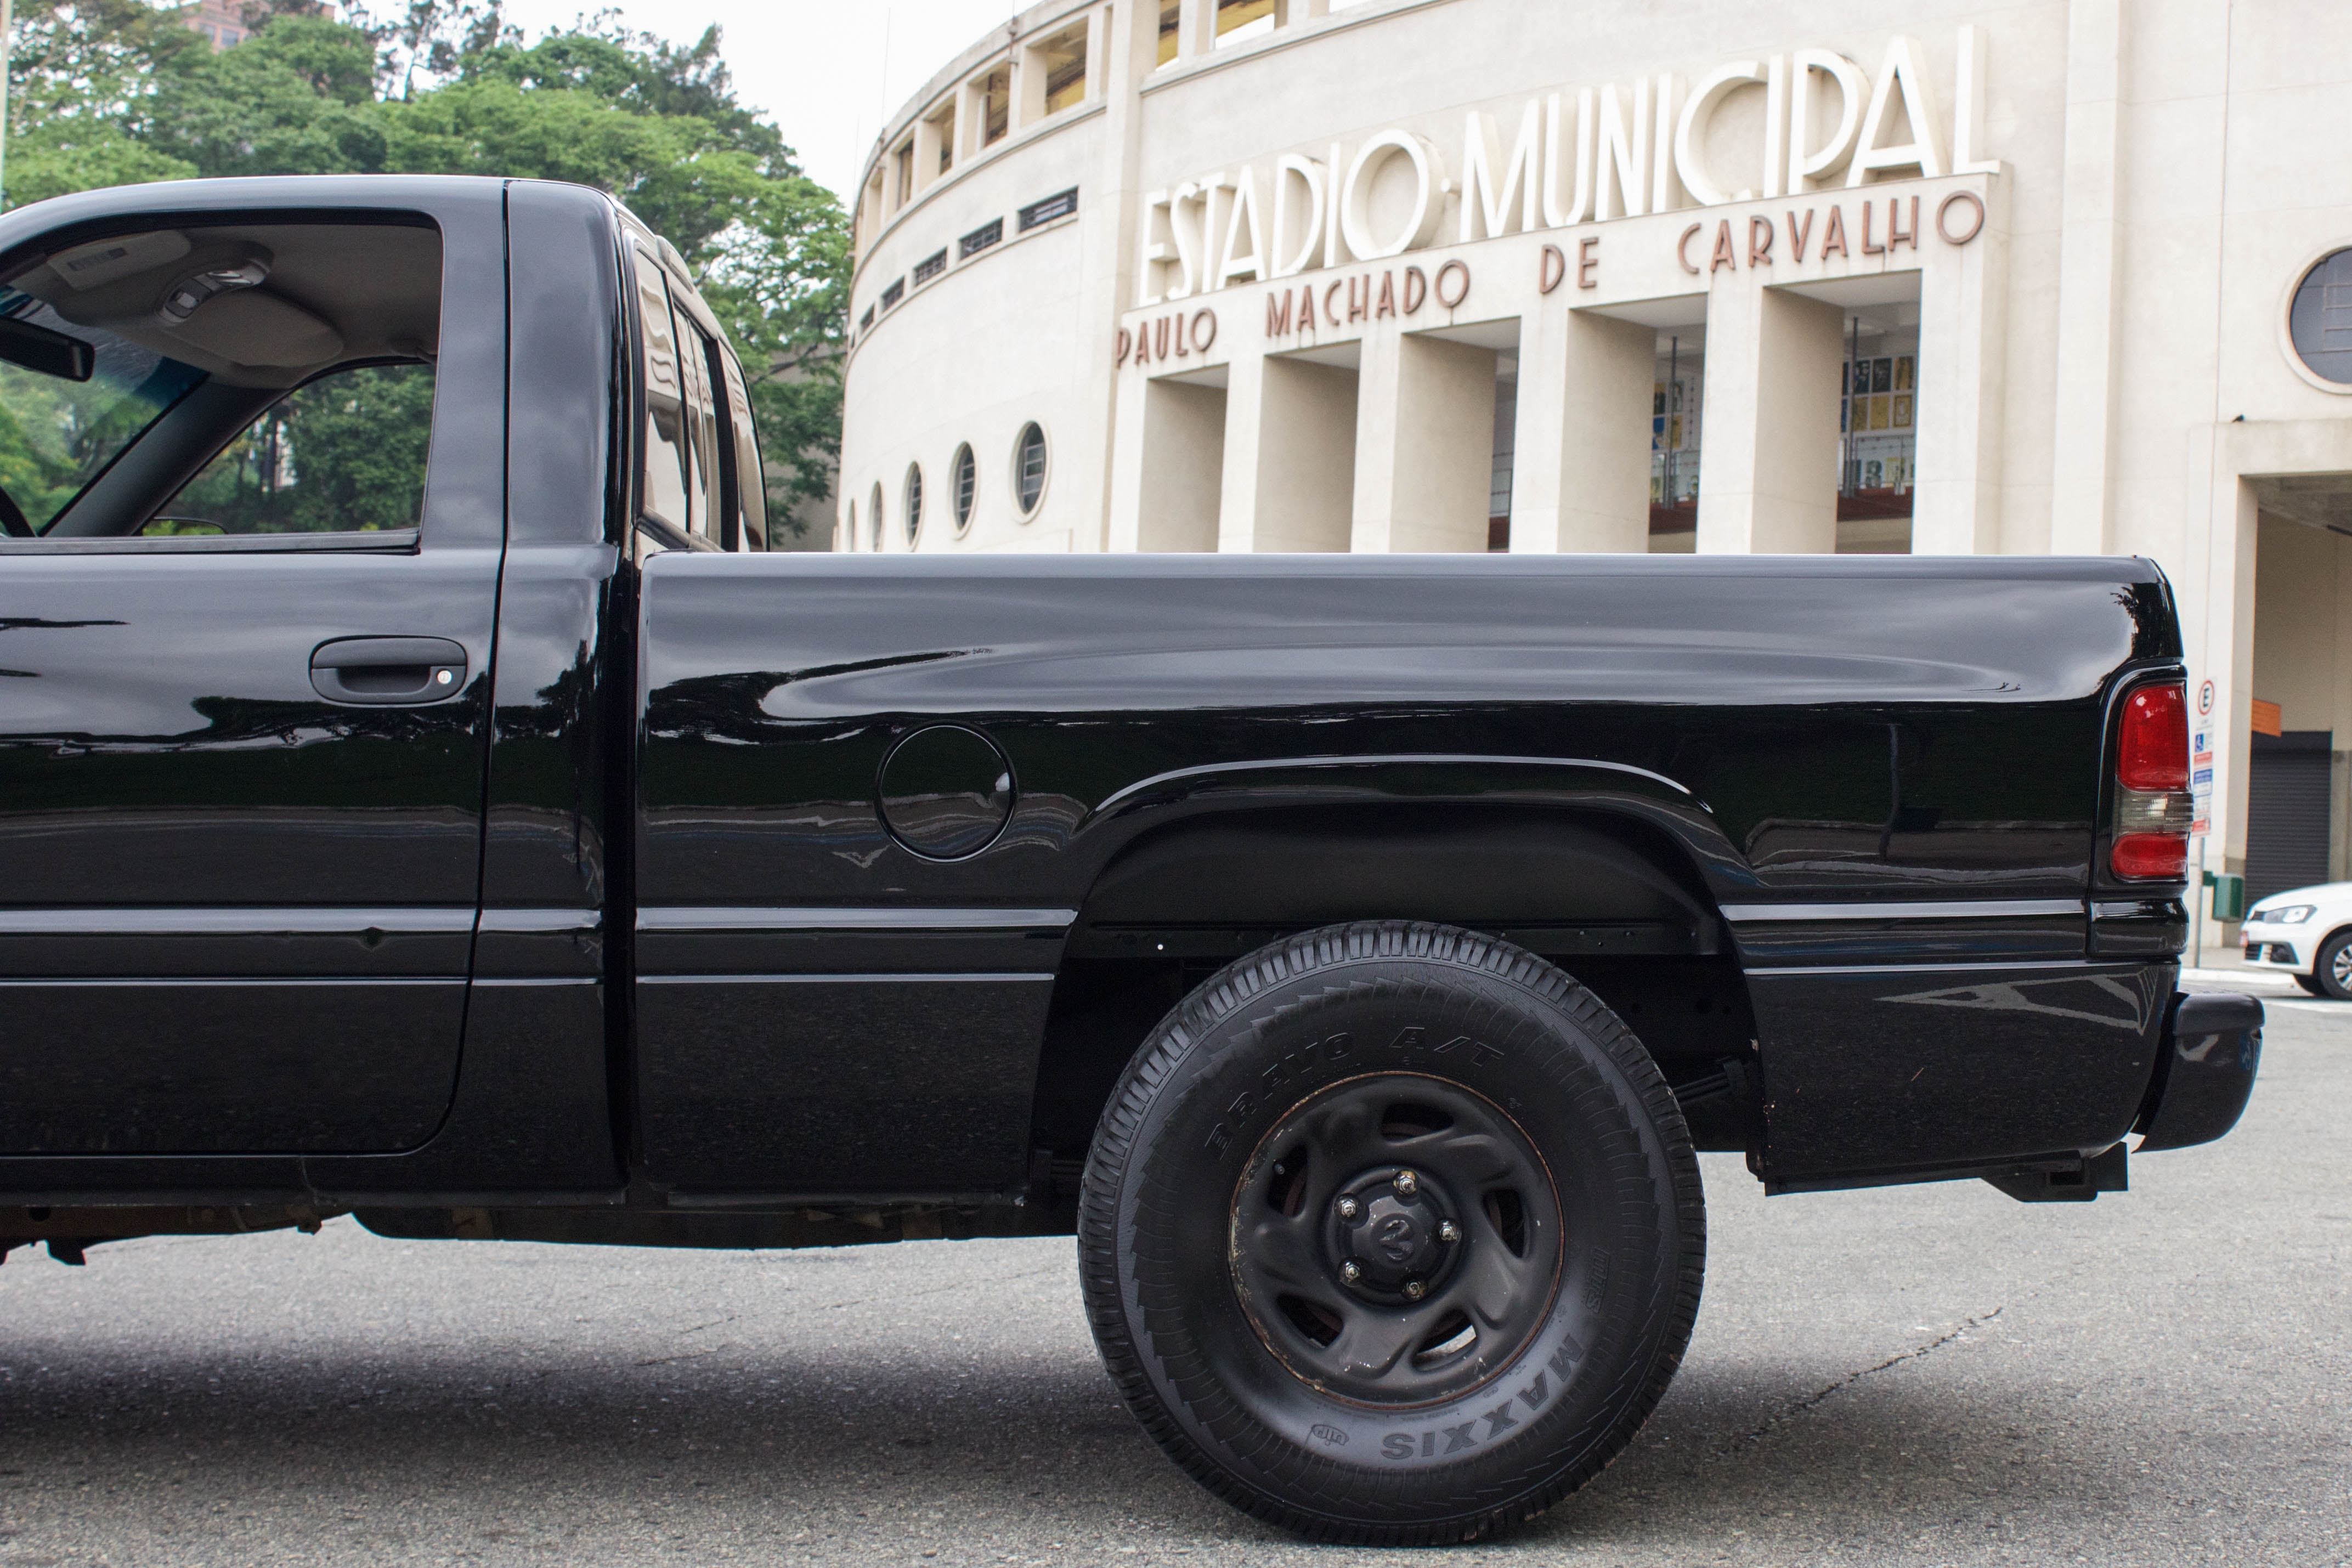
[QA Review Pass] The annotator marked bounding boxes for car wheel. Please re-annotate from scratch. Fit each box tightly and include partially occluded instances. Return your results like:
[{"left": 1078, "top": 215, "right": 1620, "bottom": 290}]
[
  {"left": 2294, "top": 973, "right": 2326, "bottom": 997},
  {"left": 2312, "top": 931, "right": 2352, "bottom": 1000},
  {"left": 1077, "top": 921, "right": 1705, "bottom": 1544}
]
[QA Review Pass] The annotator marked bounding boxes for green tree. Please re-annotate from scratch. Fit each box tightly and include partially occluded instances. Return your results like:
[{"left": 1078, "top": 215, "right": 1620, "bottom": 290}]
[
  {"left": 1, "top": 0, "right": 847, "bottom": 538},
  {"left": 142, "top": 14, "right": 386, "bottom": 177},
  {"left": 168, "top": 363, "right": 436, "bottom": 533},
  {"left": 2, "top": 1, "right": 201, "bottom": 204},
  {"left": 385, "top": 14, "right": 847, "bottom": 524}
]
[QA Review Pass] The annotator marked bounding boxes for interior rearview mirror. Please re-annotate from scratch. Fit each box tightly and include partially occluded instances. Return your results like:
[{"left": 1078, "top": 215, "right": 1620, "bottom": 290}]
[{"left": 0, "top": 314, "right": 96, "bottom": 382}]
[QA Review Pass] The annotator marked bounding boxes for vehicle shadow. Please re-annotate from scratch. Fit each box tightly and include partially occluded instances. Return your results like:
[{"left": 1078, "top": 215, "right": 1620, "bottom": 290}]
[{"left": 0, "top": 1323, "right": 2141, "bottom": 1558}]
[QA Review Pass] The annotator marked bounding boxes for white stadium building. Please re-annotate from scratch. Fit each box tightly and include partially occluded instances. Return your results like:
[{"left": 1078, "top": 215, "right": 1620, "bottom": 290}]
[{"left": 837, "top": 0, "right": 2352, "bottom": 950}]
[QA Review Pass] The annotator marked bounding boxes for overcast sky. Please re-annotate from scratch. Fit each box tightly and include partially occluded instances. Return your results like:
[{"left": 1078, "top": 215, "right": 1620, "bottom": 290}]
[{"left": 489, "top": 1, "right": 1029, "bottom": 202}]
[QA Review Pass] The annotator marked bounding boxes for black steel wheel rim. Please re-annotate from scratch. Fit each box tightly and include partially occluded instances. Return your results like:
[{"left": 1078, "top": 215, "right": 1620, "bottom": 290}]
[{"left": 1228, "top": 1072, "right": 1564, "bottom": 1407}]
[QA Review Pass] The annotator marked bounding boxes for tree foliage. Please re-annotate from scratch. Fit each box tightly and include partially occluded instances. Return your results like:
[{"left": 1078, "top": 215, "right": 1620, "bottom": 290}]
[
  {"left": 170, "top": 363, "right": 437, "bottom": 534},
  {"left": 1, "top": 0, "right": 844, "bottom": 535}
]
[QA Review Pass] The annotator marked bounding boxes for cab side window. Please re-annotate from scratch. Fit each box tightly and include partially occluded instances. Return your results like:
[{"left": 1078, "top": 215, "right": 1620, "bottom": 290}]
[
  {"left": 632, "top": 247, "right": 696, "bottom": 537},
  {"left": 149, "top": 361, "right": 434, "bottom": 536},
  {"left": 676, "top": 303, "right": 723, "bottom": 541},
  {"left": 710, "top": 337, "right": 767, "bottom": 551},
  {"left": 630, "top": 242, "right": 764, "bottom": 551},
  {"left": 0, "top": 217, "right": 445, "bottom": 544}
]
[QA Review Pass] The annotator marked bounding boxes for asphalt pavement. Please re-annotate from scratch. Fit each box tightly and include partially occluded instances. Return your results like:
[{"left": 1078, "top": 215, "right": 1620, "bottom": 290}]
[{"left": 1, "top": 993, "right": 2345, "bottom": 1566}]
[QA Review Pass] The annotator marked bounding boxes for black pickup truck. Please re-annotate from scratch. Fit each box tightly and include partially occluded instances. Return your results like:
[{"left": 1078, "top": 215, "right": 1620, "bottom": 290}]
[{"left": 0, "top": 176, "right": 2262, "bottom": 1544}]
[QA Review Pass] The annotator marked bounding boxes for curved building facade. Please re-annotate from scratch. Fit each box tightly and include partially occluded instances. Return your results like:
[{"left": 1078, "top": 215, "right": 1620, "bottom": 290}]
[{"left": 840, "top": 0, "right": 2352, "bottom": 946}]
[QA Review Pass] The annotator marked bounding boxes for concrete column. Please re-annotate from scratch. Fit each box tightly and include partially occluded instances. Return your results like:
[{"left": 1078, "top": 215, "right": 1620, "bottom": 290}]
[
  {"left": 1349, "top": 328, "right": 1403, "bottom": 550},
  {"left": 1215, "top": 350, "right": 1266, "bottom": 549},
  {"left": 1015, "top": 39, "right": 1049, "bottom": 128},
  {"left": 1512, "top": 307, "right": 1654, "bottom": 552},
  {"left": 959, "top": 80, "right": 989, "bottom": 160},
  {"left": 1079, "top": 0, "right": 1166, "bottom": 550},
  {"left": 2332, "top": 536, "right": 2352, "bottom": 885},
  {"left": 2048, "top": 0, "right": 2125, "bottom": 553},
  {"left": 1134, "top": 380, "right": 1226, "bottom": 551},
  {"left": 1354, "top": 333, "right": 1496, "bottom": 553},
  {"left": 1105, "top": 361, "right": 1153, "bottom": 551},
  {"left": 1912, "top": 185, "right": 2008, "bottom": 554},
  {"left": 1083, "top": 4, "right": 1110, "bottom": 103},
  {"left": 1506, "top": 312, "right": 1568, "bottom": 553},
  {"left": 1695, "top": 284, "right": 1843, "bottom": 554},
  {"left": 912, "top": 115, "right": 946, "bottom": 193},
  {"left": 1232, "top": 353, "right": 1358, "bottom": 551},
  {"left": 2215, "top": 477, "right": 2259, "bottom": 890},
  {"left": 1177, "top": 0, "right": 1217, "bottom": 58},
  {"left": 2178, "top": 418, "right": 2352, "bottom": 946}
]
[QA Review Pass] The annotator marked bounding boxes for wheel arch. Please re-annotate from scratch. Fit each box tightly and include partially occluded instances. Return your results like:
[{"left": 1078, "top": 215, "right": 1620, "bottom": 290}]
[
  {"left": 1028, "top": 799, "right": 1762, "bottom": 1190},
  {"left": 2307, "top": 922, "right": 2352, "bottom": 981}
]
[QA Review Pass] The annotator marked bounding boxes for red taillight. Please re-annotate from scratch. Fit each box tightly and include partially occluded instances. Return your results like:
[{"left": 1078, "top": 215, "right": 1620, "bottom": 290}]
[
  {"left": 2117, "top": 683, "right": 2189, "bottom": 791},
  {"left": 2111, "top": 831, "right": 2188, "bottom": 879},
  {"left": 2111, "top": 680, "right": 2191, "bottom": 880}
]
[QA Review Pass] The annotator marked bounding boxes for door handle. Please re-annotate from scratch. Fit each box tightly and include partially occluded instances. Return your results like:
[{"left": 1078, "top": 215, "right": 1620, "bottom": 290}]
[{"left": 310, "top": 636, "right": 468, "bottom": 706}]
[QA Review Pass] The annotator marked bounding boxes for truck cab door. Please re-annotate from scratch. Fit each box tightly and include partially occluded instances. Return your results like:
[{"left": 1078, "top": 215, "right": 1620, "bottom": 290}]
[{"left": 0, "top": 185, "right": 507, "bottom": 1154}]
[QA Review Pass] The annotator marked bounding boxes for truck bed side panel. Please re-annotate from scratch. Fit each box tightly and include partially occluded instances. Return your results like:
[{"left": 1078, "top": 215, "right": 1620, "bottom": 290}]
[{"left": 634, "top": 553, "right": 2180, "bottom": 1196}]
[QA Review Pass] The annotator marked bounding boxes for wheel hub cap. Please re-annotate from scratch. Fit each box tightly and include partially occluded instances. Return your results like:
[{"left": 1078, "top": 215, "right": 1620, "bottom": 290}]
[
  {"left": 1330, "top": 1168, "right": 1456, "bottom": 1299},
  {"left": 1228, "top": 1072, "right": 1566, "bottom": 1406}
]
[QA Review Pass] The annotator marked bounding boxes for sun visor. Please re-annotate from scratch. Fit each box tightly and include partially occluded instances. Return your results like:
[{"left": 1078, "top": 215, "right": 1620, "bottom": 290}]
[
  {"left": 167, "top": 287, "right": 344, "bottom": 370},
  {"left": 45, "top": 230, "right": 194, "bottom": 292}
]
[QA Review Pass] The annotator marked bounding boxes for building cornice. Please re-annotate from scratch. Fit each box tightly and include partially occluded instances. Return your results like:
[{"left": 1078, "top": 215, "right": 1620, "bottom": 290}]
[
  {"left": 1135, "top": 0, "right": 1462, "bottom": 99},
  {"left": 857, "top": 0, "right": 1104, "bottom": 197},
  {"left": 850, "top": 99, "right": 1107, "bottom": 301}
]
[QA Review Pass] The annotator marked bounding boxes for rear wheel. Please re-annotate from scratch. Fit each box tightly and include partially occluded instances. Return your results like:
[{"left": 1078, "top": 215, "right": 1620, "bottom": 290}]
[{"left": 1078, "top": 921, "right": 1704, "bottom": 1544}]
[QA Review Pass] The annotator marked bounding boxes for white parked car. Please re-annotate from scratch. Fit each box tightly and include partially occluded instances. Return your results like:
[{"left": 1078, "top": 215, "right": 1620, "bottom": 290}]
[{"left": 2242, "top": 882, "right": 2352, "bottom": 997}]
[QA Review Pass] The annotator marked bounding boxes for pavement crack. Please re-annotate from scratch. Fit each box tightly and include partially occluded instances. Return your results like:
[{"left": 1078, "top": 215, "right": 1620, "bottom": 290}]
[
  {"left": 821, "top": 1261, "right": 1065, "bottom": 1312},
  {"left": 1720, "top": 1305, "right": 2003, "bottom": 1454}
]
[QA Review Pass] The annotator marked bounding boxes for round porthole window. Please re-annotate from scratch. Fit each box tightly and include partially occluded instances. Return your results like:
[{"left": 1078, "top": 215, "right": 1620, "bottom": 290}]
[
  {"left": 2287, "top": 248, "right": 2352, "bottom": 389},
  {"left": 1013, "top": 422, "right": 1048, "bottom": 517},
  {"left": 868, "top": 482, "right": 884, "bottom": 551},
  {"left": 904, "top": 462, "right": 924, "bottom": 545},
  {"left": 951, "top": 443, "right": 977, "bottom": 535}
]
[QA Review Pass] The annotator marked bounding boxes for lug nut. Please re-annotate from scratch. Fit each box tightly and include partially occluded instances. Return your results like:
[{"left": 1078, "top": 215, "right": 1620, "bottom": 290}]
[
  {"left": 1438, "top": 1219, "right": 1461, "bottom": 1243},
  {"left": 1393, "top": 1170, "right": 1418, "bottom": 1197},
  {"left": 1401, "top": 1278, "right": 1426, "bottom": 1301},
  {"left": 1336, "top": 1195, "right": 1359, "bottom": 1221},
  {"left": 1339, "top": 1260, "right": 1362, "bottom": 1284}
]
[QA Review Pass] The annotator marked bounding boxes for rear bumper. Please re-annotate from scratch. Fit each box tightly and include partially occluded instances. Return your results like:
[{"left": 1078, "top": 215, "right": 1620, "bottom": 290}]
[{"left": 2135, "top": 991, "right": 2264, "bottom": 1152}]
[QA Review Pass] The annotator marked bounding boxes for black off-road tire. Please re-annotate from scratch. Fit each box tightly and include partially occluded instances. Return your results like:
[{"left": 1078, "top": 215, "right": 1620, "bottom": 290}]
[{"left": 1077, "top": 921, "right": 1705, "bottom": 1544}]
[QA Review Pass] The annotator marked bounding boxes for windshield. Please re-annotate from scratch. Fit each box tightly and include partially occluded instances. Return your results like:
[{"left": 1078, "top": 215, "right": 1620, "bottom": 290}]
[{"left": 0, "top": 288, "right": 206, "bottom": 534}]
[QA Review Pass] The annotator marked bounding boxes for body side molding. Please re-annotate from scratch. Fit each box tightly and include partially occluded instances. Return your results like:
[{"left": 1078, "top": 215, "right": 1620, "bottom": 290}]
[
  {"left": 1722, "top": 899, "right": 2085, "bottom": 922},
  {"left": 635, "top": 907, "right": 1077, "bottom": 932}
]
